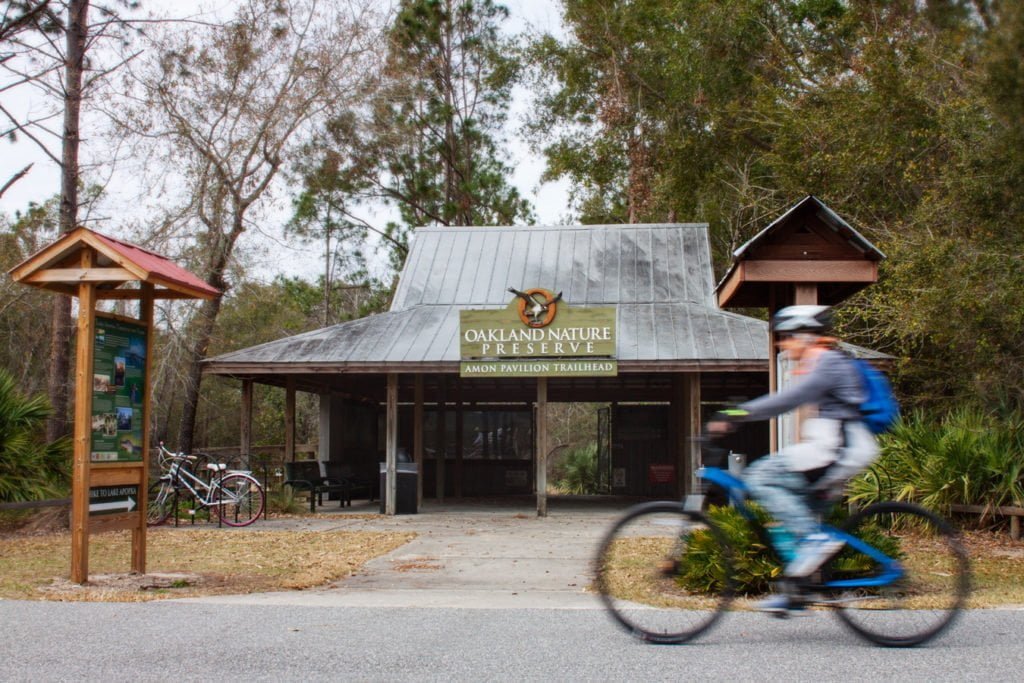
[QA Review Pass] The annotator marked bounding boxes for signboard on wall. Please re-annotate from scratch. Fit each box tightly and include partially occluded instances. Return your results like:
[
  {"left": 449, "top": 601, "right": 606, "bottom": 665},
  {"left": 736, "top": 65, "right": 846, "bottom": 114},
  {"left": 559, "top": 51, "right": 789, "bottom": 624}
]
[
  {"left": 90, "top": 314, "right": 146, "bottom": 462},
  {"left": 460, "top": 288, "right": 617, "bottom": 377}
]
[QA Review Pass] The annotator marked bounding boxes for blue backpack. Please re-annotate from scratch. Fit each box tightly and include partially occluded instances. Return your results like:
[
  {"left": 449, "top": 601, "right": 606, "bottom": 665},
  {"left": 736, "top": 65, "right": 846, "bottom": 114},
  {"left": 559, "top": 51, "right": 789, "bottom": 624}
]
[{"left": 852, "top": 358, "right": 900, "bottom": 434}]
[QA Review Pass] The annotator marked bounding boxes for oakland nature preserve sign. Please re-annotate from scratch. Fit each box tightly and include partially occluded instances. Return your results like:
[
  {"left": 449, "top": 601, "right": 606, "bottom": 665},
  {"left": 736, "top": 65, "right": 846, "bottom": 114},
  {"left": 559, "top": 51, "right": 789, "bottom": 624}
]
[{"left": 459, "top": 288, "right": 617, "bottom": 377}]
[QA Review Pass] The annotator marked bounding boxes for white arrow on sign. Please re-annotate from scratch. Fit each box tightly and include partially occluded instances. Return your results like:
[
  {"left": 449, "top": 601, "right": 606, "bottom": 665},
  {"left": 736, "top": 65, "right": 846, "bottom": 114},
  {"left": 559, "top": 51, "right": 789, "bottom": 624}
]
[{"left": 89, "top": 497, "right": 137, "bottom": 514}]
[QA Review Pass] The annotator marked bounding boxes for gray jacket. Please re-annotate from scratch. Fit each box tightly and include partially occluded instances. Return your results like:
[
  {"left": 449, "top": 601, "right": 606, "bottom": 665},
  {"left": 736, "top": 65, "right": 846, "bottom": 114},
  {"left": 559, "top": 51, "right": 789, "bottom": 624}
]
[{"left": 735, "top": 349, "right": 865, "bottom": 422}]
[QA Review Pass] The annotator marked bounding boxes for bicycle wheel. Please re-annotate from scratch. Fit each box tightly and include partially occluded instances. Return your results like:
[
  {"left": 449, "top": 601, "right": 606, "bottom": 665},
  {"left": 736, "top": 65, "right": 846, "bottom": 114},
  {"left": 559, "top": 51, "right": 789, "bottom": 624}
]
[
  {"left": 213, "top": 474, "right": 265, "bottom": 527},
  {"left": 147, "top": 479, "right": 175, "bottom": 526},
  {"left": 595, "top": 501, "right": 733, "bottom": 644},
  {"left": 829, "top": 501, "right": 970, "bottom": 647}
]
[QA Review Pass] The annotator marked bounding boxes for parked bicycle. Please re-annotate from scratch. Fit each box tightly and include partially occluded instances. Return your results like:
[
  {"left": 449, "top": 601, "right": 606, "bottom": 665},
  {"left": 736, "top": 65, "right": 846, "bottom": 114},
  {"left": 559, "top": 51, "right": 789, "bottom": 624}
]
[
  {"left": 148, "top": 443, "right": 266, "bottom": 527},
  {"left": 595, "top": 441, "right": 970, "bottom": 647}
]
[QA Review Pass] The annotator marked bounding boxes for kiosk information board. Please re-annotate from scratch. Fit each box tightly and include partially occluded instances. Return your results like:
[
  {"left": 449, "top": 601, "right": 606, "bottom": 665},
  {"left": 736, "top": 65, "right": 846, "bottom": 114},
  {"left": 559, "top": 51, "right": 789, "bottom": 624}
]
[{"left": 90, "top": 314, "right": 147, "bottom": 462}]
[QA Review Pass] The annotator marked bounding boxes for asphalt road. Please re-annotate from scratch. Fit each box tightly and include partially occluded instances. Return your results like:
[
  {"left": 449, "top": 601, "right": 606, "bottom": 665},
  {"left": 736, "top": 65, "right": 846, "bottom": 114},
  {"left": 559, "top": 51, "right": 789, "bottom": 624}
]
[{"left": 1, "top": 600, "right": 1022, "bottom": 681}]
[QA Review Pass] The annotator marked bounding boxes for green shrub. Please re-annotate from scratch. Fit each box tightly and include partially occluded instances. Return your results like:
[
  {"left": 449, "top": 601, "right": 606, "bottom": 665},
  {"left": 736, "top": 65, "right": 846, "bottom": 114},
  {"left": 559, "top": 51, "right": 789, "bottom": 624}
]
[
  {"left": 550, "top": 442, "right": 599, "bottom": 494},
  {"left": 0, "top": 369, "right": 70, "bottom": 502},
  {"left": 848, "top": 406, "right": 1024, "bottom": 512},
  {"left": 676, "top": 504, "right": 902, "bottom": 596}
]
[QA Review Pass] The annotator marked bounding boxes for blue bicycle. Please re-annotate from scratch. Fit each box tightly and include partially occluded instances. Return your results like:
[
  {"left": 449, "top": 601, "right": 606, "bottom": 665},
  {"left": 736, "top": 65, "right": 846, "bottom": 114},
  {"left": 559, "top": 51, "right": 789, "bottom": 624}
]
[{"left": 595, "top": 454, "right": 970, "bottom": 647}]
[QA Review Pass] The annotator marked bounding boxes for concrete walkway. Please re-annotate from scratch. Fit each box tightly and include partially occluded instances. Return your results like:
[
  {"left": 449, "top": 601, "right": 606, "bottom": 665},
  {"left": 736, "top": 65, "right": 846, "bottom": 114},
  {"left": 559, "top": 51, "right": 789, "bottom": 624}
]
[{"left": 188, "top": 497, "right": 631, "bottom": 609}]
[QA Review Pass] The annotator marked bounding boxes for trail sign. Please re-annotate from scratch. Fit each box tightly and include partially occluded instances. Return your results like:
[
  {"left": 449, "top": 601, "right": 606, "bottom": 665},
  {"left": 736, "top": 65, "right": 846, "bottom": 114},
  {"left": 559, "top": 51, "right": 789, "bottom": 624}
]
[{"left": 89, "top": 485, "right": 140, "bottom": 516}]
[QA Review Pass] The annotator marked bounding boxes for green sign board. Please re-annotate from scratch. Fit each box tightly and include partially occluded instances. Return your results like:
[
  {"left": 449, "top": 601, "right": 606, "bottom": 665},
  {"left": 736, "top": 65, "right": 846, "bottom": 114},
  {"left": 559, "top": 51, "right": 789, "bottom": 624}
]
[
  {"left": 89, "top": 484, "right": 140, "bottom": 516},
  {"left": 460, "top": 359, "right": 618, "bottom": 378},
  {"left": 90, "top": 314, "right": 146, "bottom": 463},
  {"left": 459, "top": 294, "right": 617, "bottom": 377}
]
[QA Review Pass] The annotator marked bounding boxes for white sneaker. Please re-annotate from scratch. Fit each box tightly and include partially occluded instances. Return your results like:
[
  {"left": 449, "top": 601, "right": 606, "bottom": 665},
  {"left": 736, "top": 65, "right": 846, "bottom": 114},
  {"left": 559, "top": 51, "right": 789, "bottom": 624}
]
[{"left": 784, "top": 533, "right": 845, "bottom": 577}]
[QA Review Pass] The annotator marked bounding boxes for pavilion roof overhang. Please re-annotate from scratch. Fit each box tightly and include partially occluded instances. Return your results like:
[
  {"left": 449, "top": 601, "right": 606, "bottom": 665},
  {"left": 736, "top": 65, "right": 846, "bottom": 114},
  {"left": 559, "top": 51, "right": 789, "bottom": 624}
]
[
  {"left": 8, "top": 226, "right": 220, "bottom": 300},
  {"left": 716, "top": 196, "right": 885, "bottom": 309}
]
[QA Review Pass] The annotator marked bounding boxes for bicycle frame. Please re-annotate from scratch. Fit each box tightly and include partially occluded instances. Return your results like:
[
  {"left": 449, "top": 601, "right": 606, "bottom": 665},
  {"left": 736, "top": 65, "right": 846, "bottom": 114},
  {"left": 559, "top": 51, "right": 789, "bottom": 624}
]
[
  {"left": 155, "top": 447, "right": 258, "bottom": 518},
  {"left": 697, "top": 466, "right": 904, "bottom": 592}
]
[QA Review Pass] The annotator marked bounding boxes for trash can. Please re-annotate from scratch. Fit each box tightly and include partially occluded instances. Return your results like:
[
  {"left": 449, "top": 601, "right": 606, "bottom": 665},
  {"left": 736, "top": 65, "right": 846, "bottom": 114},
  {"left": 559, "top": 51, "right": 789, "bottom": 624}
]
[{"left": 379, "top": 462, "right": 418, "bottom": 514}]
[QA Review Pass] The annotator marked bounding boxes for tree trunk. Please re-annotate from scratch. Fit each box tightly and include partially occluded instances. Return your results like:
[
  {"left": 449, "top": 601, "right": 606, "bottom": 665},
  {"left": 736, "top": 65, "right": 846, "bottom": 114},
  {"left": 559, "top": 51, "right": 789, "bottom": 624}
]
[
  {"left": 176, "top": 293, "right": 223, "bottom": 454},
  {"left": 46, "top": 0, "right": 89, "bottom": 442}
]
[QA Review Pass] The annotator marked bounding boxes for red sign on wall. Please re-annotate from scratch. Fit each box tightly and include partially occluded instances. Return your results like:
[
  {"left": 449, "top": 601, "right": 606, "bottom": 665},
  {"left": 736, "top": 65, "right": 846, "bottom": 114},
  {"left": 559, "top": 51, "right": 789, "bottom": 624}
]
[{"left": 648, "top": 464, "right": 676, "bottom": 484}]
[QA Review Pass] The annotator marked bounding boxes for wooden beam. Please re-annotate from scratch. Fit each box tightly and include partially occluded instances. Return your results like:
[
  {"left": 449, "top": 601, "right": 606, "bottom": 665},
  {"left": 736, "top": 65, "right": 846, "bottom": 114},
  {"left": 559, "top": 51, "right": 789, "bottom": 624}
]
[
  {"left": 455, "top": 378, "right": 464, "bottom": 499},
  {"left": 240, "top": 380, "right": 253, "bottom": 467},
  {"left": 742, "top": 260, "right": 877, "bottom": 283},
  {"left": 686, "top": 373, "right": 701, "bottom": 494},
  {"left": 414, "top": 374, "right": 424, "bottom": 509},
  {"left": 134, "top": 282, "right": 154, "bottom": 575},
  {"left": 385, "top": 373, "right": 398, "bottom": 515},
  {"left": 536, "top": 377, "right": 548, "bottom": 517},
  {"left": 284, "top": 377, "right": 296, "bottom": 463},
  {"left": 435, "top": 377, "right": 446, "bottom": 503},
  {"left": 794, "top": 283, "right": 818, "bottom": 305},
  {"left": 25, "top": 267, "right": 137, "bottom": 283},
  {"left": 71, "top": 250, "right": 96, "bottom": 584}
]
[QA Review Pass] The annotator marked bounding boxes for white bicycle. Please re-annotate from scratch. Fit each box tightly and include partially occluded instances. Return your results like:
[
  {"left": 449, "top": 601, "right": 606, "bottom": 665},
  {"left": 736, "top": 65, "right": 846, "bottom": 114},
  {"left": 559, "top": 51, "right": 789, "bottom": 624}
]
[{"left": 147, "top": 443, "right": 265, "bottom": 527}]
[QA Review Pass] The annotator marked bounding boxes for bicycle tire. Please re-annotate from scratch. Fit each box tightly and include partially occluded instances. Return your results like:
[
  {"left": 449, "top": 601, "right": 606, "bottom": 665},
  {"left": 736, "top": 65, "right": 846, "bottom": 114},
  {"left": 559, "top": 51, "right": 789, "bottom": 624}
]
[
  {"left": 213, "top": 474, "right": 265, "bottom": 527},
  {"left": 146, "top": 479, "right": 175, "bottom": 526},
  {"left": 829, "top": 501, "right": 970, "bottom": 647},
  {"left": 595, "top": 501, "right": 733, "bottom": 644}
]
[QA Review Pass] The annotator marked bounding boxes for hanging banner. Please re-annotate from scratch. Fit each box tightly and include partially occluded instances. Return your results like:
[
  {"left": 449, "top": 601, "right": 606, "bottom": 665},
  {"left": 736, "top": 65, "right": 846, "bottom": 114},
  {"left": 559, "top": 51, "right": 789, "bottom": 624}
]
[{"left": 90, "top": 314, "right": 146, "bottom": 462}]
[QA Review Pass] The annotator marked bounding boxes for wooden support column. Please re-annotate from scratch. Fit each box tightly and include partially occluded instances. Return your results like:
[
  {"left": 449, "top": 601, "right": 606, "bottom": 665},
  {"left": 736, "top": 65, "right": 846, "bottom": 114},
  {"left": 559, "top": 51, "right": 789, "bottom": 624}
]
[
  {"left": 133, "top": 283, "right": 155, "bottom": 575},
  {"left": 435, "top": 377, "right": 446, "bottom": 503},
  {"left": 455, "top": 379, "right": 464, "bottom": 499},
  {"left": 685, "top": 373, "right": 701, "bottom": 494},
  {"left": 769, "top": 287, "right": 779, "bottom": 452},
  {"left": 794, "top": 283, "right": 818, "bottom": 305},
  {"left": 414, "top": 374, "right": 424, "bottom": 509},
  {"left": 240, "top": 379, "right": 253, "bottom": 466},
  {"left": 672, "top": 374, "right": 687, "bottom": 498},
  {"left": 71, "top": 250, "right": 96, "bottom": 584},
  {"left": 536, "top": 377, "right": 548, "bottom": 517},
  {"left": 284, "top": 377, "right": 296, "bottom": 463},
  {"left": 385, "top": 373, "right": 398, "bottom": 515}
]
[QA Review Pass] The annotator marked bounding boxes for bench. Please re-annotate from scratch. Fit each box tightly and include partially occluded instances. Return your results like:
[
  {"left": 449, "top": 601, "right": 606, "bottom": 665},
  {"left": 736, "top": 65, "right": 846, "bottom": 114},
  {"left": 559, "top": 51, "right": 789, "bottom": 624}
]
[
  {"left": 325, "top": 462, "right": 376, "bottom": 504},
  {"left": 283, "top": 461, "right": 350, "bottom": 513}
]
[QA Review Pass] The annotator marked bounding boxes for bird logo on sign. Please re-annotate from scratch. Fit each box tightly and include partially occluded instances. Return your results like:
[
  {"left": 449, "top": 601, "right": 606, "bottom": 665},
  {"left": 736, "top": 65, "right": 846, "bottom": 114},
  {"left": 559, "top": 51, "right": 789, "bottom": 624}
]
[{"left": 508, "top": 287, "right": 562, "bottom": 328}]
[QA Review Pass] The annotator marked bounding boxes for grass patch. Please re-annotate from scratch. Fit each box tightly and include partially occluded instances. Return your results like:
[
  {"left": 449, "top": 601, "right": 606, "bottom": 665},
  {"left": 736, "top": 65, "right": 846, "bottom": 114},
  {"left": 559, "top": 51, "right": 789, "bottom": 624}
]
[
  {"left": 597, "top": 530, "right": 1024, "bottom": 609},
  {"left": 0, "top": 527, "right": 415, "bottom": 602}
]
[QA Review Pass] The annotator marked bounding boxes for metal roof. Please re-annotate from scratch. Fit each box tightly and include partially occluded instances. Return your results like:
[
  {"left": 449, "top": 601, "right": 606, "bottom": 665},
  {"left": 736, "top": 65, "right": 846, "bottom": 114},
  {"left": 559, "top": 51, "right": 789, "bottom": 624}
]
[
  {"left": 730, "top": 195, "right": 885, "bottom": 263},
  {"left": 392, "top": 224, "right": 718, "bottom": 309},
  {"left": 207, "top": 223, "right": 861, "bottom": 373}
]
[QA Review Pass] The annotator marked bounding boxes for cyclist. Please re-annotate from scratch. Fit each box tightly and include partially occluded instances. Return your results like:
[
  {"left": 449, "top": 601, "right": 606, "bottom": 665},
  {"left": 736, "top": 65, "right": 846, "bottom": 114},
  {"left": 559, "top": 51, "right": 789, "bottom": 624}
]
[{"left": 706, "top": 304, "right": 879, "bottom": 612}]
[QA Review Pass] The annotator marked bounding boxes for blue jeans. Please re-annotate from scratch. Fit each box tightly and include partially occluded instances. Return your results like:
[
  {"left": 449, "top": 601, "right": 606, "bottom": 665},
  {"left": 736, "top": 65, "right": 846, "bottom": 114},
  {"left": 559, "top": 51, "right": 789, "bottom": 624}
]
[{"left": 743, "top": 454, "right": 819, "bottom": 539}]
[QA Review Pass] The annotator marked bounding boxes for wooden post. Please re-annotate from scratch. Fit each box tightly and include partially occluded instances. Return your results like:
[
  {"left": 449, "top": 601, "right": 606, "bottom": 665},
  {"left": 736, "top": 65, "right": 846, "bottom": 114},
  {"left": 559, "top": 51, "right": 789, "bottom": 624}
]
[
  {"left": 672, "top": 374, "right": 687, "bottom": 498},
  {"left": 686, "top": 373, "right": 701, "bottom": 494},
  {"left": 414, "top": 374, "right": 424, "bottom": 509},
  {"left": 536, "top": 377, "right": 548, "bottom": 517},
  {"left": 435, "top": 377, "right": 446, "bottom": 503},
  {"left": 769, "top": 286, "right": 778, "bottom": 452},
  {"left": 70, "top": 249, "right": 96, "bottom": 584},
  {"left": 385, "top": 373, "right": 398, "bottom": 515},
  {"left": 240, "top": 379, "right": 253, "bottom": 466},
  {"left": 455, "top": 378, "right": 463, "bottom": 499},
  {"left": 133, "top": 282, "right": 155, "bottom": 575},
  {"left": 284, "top": 377, "right": 296, "bottom": 463}
]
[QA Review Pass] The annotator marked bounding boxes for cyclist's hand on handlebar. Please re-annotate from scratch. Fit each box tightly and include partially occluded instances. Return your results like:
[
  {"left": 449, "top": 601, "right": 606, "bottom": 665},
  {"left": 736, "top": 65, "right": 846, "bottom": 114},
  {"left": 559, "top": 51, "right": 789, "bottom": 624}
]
[{"left": 705, "top": 420, "right": 735, "bottom": 437}]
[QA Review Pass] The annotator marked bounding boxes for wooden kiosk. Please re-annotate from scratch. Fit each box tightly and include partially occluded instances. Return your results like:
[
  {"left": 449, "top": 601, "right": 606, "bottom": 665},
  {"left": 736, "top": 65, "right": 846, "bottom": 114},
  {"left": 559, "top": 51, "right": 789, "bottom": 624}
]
[
  {"left": 716, "top": 196, "right": 885, "bottom": 449},
  {"left": 9, "top": 228, "right": 218, "bottom": 583}
]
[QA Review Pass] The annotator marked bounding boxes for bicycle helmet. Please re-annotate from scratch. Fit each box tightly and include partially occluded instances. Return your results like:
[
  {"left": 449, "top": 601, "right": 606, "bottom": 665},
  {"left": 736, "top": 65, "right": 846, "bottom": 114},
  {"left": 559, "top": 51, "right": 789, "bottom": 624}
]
[{"left": 771, "top": 305, "right": 832, "bottom": 335}]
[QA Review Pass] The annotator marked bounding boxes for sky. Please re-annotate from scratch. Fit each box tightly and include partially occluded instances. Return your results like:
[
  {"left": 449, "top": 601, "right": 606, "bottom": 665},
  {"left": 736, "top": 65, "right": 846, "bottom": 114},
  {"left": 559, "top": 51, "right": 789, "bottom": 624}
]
[{"left": 0, "top": 0, "right": 571, "bottom": 282}]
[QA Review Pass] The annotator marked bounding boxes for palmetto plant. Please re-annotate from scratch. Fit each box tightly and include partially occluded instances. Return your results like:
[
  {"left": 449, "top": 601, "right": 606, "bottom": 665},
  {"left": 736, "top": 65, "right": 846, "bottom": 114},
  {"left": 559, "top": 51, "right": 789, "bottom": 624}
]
[
  {"left": 551, "top": 442, "right": 600, "bottom": 495},
  {"left": 849, "top": 407, "right": 1024, "bottom": 512},
  {"left": 0, "top": 369, "right": 70, "bottom": 502}
]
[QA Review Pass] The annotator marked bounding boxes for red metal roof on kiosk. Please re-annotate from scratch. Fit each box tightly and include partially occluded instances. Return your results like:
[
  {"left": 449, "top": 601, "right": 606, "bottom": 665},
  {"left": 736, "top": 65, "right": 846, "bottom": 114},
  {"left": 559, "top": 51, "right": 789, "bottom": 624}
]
[{"left": 8, "top": 226, "right": 220, "bottom": 300}]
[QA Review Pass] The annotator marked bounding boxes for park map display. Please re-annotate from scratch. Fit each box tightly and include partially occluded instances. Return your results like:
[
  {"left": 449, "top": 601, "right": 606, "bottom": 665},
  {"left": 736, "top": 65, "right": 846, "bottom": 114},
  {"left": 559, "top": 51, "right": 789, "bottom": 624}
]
[{"left": 90, "top": 314, "right": 146, "bottom": 462}]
